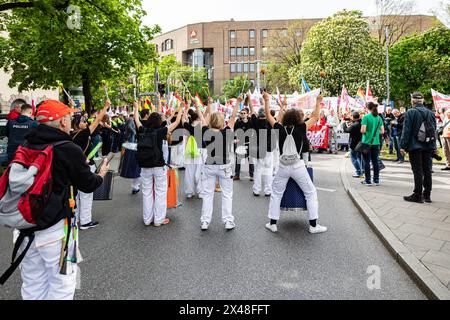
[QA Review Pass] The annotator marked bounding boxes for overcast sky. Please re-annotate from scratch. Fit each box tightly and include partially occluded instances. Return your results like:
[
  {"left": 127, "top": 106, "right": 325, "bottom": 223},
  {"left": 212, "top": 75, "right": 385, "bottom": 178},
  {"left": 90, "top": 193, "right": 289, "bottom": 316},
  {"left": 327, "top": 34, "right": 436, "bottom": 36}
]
[{"left": 142, "top": 0, "right": 444, "bottom": 32}]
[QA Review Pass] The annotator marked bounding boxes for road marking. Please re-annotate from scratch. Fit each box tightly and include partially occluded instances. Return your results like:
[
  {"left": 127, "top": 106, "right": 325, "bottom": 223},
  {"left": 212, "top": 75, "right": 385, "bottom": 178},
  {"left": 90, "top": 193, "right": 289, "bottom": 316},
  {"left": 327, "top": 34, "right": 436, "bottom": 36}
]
[{"left": 317, "top": 187, "right": 336, "bottom": 193}]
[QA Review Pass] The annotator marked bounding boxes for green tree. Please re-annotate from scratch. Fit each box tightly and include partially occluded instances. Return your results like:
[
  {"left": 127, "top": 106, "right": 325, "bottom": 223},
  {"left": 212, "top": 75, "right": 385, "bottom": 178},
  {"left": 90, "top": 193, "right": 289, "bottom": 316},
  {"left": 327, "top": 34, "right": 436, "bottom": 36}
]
[
  {"left": 389, "top": 27, "right": 450, "bottom": 106},
  {"left": 221, "top": 75, "right": 252, "bottom": 100},
  {"left": 291, "top": 10, "right": 385, "bottom": 97},
  {"left": 0, "top": 0, "right": 159, "bottom": 115}
]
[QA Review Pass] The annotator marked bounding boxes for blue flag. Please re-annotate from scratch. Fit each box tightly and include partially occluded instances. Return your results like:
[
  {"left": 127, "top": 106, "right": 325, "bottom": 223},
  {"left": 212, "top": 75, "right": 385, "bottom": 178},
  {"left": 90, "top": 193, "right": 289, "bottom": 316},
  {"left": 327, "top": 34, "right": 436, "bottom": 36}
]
[{"left": 302, "top": 77, "right": 311, "bottom": 92}]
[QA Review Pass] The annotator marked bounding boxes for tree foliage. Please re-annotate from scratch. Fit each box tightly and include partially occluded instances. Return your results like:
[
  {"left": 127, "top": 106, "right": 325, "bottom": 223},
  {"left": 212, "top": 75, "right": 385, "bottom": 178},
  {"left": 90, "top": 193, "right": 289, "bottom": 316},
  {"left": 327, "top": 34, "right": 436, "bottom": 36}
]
[
  {"left": 0, "top": 0, "right": 159, "bottom": 114},
  {"left": 292, "top": 10, "right": 385, "bottom": 97},
  {"left": 389, "top": 27, "right": 450, "bottom": 106},
  {"left": 221, "top": 75, "right": 252, "bottom": 100}
]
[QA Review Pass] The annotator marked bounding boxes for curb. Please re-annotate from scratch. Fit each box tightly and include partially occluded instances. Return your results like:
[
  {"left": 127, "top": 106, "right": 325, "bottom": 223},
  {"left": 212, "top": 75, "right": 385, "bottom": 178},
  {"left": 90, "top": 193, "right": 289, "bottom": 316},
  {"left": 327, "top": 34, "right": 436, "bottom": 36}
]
[{"left": 339, "top": 158, "right": 450, "bottom": 300}]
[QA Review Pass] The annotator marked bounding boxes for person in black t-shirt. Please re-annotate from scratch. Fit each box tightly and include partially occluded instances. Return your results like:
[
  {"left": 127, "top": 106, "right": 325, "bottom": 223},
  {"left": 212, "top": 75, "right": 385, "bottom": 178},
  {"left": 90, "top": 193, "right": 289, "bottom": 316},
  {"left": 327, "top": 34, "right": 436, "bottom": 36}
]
[
  {"left": 263, "top": 92, "right": 327, "bottom": 234},
  {"left": 199, "top": 96, "right": 241, "bottom": 231},
  {"left": 134, "top": 100, "right": 182, "bottom": 227},
  {"left": 233, "top": 105, "right": 254, "bottom": 181},
  {"left": 71, "top": 99, "right": 110, "bottom": 230}
]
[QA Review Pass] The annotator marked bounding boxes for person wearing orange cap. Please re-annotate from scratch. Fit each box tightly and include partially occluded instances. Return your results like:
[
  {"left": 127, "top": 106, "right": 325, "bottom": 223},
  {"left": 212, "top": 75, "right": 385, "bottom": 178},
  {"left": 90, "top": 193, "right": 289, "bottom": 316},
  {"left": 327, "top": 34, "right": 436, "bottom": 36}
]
[{"left": 16, "top": 100, "right": 109, "bottom": 300}]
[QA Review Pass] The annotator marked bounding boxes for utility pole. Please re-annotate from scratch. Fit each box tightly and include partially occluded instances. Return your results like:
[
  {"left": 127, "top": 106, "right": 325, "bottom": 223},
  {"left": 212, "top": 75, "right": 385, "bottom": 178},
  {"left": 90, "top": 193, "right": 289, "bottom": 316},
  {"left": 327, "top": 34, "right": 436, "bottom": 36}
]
[{"left": 385, "top": 26, "right": 390, "bottom": 107}]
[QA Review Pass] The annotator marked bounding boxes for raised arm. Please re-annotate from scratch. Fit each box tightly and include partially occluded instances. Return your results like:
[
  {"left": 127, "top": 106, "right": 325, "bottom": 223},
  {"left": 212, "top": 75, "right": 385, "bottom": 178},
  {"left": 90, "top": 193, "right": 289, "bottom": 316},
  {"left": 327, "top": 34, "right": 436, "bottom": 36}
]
[
  {"left": 263, "top": 92, "right": 276, "bottom": 128},
  {"left": 277, "top": 95, "right": 287, "bottom": 125},
  {"left": 227, "top": 96, "right": 243, "bottom": 130},
  {"left": 89, "top": 100, "right": 110, "bottom": 134},
  {"left": 168, "top": 107, "right": 183, "bottom": 134},
  {"left": 305, "top": 95, "right": 323, "bottom": 130},
  {"left": 134, "top": 100, "right": 142, "bottom": 130}
]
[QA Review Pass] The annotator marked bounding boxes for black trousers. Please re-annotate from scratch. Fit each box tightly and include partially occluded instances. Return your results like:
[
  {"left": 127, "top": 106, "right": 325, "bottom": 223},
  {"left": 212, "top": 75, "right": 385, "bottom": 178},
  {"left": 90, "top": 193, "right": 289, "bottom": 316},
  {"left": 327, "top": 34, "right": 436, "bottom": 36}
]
[{"left": 409, "top": 149, "right": 433, "bottom": 198}]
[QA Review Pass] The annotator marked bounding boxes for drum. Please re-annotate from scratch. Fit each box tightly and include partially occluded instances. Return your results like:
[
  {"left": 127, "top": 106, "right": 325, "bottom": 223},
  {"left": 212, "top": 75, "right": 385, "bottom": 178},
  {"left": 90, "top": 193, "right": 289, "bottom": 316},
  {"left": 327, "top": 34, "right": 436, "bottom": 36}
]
[
  {"left": 119, "top": 143, "right": 141, "bottom": 179},
  {"left": 280, "top": 167, "right": 314, "bottom": 212},
  {"left": 93, "top": 170, "right": 114, "bottom": 201}
]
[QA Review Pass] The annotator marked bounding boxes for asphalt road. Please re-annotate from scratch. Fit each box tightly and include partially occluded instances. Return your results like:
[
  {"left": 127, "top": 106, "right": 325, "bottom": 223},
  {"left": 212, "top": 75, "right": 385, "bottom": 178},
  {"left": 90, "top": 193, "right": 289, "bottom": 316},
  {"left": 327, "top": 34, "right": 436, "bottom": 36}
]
[{"left": 0, "top": 154, "right": 425, "bottom": 300}]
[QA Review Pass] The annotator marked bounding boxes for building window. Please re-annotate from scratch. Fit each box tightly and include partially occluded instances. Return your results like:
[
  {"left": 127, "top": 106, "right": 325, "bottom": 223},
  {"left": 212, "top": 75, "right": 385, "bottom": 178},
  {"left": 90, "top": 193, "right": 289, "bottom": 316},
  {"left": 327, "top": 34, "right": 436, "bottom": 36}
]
[
  {"left": 236, "top": 47, "right": 242, "bottom": 56},
  {"left": 230, "top": 30, "right": 236, "bottom": 39},
  {"left": 161, "top": 42, "right": 165, "bottom": 52},
  {"left": 230, "top": 47, "right": 236, "bottom": 56},
  {"left": 249, "top": 47, "right": 255, "bottom": 56},
  {"left": 230, "top": 63, "right": 236, "bottom": 73},
  {"left": 237, "top": 63, "right": 242, "bottom": 73},
  {"left": 243, "top": 47, "right": 249, "bottom": 56},
  {"left": 249, "top": 63, "right": 255, "bottom": 72},
  {"left": 155, "top": 44, "right": 159, "bottom": 52},
  {"left": 262, "top": 29, "right": 268, "bottom": 38},
  {"left": 249, "top": 29, "right": 255, "bottom": 39},
  {"left": 164, "top": 39, "right": 173, "bottom": 51},
  {"left": 243, "top": 63, "right": 249, "bottom": 73},
  {"left": 262, "top": 46, "right": 268, "bottom": 56}
]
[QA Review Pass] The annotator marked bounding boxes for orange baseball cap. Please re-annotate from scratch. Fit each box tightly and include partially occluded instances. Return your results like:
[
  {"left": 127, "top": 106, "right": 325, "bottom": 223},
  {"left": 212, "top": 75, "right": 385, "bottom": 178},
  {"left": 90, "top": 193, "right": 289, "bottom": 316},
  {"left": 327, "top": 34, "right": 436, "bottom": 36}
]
[{"left": 36, "top": 100, "right": 78, "bottom": 123}]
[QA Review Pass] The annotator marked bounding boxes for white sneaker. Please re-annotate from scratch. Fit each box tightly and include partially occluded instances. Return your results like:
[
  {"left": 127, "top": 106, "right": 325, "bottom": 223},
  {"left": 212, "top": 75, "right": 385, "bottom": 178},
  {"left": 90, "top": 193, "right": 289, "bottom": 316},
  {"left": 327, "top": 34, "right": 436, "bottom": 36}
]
[
  {"left": 186, "top": 194, "right": 194, "bottom": 199},
  {"left": 309, "top": 224, "right": 328, "bottom": 234},
  {"left": 225, "top": 221, "right": 235, "bottom": 230},
  {"left": 265, "top": 223, "right": 278, "bottom": 233},
  {"left": 201, "top": 222, "right": 209, "bottom": 231}
]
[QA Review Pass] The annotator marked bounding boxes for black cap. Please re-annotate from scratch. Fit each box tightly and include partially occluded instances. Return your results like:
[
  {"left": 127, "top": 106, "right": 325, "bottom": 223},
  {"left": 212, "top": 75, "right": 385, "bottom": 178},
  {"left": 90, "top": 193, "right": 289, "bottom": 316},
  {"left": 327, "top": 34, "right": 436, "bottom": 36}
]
[{"left": 411, "top": 92, "right": 424, "bottom": 99}]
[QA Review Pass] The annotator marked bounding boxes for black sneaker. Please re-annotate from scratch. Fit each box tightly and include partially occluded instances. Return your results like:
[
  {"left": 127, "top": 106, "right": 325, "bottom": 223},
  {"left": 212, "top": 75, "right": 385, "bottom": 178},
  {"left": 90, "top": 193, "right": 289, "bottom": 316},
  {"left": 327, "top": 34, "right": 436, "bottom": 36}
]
[
  {"left": 253, "top": 192, "right": 260, "bottom": 197},
  {"left": 233, "top": 176, "right": 240, "bottom": 181},
  {"left": 403, "top": 194, "right": 424, "bottom": 204},
  {"left": 132, "top": 189, "right": 140, "bottom": 195},
  {"left": 80, "top": 221, "right": 99, "bottom": 230},
  {"left": 424, "top": 198, "right": 432, "bottom": 203},
  {"left": 441, "top": 167, "right": 450, "bottom": 171}
]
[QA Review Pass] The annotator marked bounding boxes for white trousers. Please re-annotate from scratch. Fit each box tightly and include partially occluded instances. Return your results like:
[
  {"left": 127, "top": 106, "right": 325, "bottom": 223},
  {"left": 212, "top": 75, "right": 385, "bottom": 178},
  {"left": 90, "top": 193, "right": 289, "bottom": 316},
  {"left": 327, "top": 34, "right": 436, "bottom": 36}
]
[
  {"left": 201, "top": 165, "right": 234, "bottom": 225},
  {"left": 272, "top": 147, "right": 280, "bottom": 175},
  {"left": 75, "top": 164, "right": 96, "bottom": 225},
  {"left": 184, "top": 164, "right": 203, "bottom": 196},
  {"left": 141, "top": 167, "right": 168, "bottom": 225},
  {"left": 131, "top": 177, "right": 141, "bottom": 191},
  {"left": 20, "top": 238, "right": 76, "bottom": 300},
  {"left": 169, "top": 143, "right": 185, "bottom": 168},
  {"left": 253, "top": 152, "right": 273, "bottom": 195},
  {"left": 268, "top": 161, "right": 319, "bottom": 221}
]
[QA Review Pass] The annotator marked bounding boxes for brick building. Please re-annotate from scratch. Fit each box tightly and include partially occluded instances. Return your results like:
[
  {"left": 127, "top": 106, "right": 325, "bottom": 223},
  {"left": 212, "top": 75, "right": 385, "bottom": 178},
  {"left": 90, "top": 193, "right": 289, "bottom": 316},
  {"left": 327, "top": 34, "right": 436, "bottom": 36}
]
[{"left": 151, "top": 15, "right": 440, "bottom": 95}]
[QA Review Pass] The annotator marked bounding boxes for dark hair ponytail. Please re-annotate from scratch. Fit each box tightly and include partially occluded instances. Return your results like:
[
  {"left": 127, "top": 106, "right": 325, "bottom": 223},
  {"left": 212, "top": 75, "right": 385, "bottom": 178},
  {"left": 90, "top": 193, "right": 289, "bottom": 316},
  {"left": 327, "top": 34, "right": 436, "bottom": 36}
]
[{"left": 367, "top": 102, "right": 379, "bottom": 117}]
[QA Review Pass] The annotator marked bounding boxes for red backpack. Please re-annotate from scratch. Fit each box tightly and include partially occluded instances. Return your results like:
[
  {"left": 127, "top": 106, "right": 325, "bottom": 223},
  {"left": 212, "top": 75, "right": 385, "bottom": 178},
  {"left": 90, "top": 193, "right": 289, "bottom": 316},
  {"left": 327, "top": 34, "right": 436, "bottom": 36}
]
[{"left": 0, "top": 141, "right": 70, "bottom": 285}]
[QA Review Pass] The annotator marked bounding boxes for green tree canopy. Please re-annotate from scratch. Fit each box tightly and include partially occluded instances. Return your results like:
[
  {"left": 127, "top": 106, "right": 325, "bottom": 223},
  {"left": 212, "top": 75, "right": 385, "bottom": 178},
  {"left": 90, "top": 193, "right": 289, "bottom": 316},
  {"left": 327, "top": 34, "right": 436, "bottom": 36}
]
[
  {"left": 389, "top": 27, "right": 450, "bottom": 106},
  {"left": 0, "top": 0, "right": 159, "bottom": 114},
  {"left": 221, "top": 75, "right": 252, "bottom": 100},
  {"left": 291, "top": 10, "right": 385, "bottom": 97}
]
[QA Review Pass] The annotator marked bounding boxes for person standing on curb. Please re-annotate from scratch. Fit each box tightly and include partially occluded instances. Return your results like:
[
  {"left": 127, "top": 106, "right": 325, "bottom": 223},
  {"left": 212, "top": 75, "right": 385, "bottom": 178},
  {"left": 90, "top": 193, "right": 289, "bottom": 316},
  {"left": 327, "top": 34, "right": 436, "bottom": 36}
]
[
  {"left": 400, "top": 92, "right": 437, "bottom": 203},
  {"left": 439, "top": 109, "right": 450, "bottom": 171}
]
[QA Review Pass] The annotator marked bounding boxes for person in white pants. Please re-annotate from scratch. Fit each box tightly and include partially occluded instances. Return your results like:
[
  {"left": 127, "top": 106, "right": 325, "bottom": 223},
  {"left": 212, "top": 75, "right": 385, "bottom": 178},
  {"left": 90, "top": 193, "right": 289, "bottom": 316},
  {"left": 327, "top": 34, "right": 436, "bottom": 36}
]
[
  {"left": 19, "top": 221, "right": 77, "bottom": 300},
  {"left": 252, "top": 152, "right": 273, "bottom": 196},
  {"left": 133, "top": 100, "right": 182, "bottom": 227},
  {"left": 262, "top": 92, "right": 327, "bottom": 234},
  {"left": 183, "top": 106, "right": 210, "bottom": 199},
  {"left": 75, "top": 164, "right": 97, "bottom": 229},
  {"left": 131, "top": 177, "right": 141, "bottom": 194},
  {"left": 199, "top": 97, "right": 241, "bottom": 231}
]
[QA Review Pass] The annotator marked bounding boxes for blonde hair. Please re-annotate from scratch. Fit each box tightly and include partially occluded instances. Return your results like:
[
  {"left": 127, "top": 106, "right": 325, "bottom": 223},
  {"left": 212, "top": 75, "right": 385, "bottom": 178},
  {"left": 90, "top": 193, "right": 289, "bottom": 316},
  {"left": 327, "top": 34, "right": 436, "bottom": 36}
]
[{"left": 209, "top": 112, "right": 224, "bottom": 129}]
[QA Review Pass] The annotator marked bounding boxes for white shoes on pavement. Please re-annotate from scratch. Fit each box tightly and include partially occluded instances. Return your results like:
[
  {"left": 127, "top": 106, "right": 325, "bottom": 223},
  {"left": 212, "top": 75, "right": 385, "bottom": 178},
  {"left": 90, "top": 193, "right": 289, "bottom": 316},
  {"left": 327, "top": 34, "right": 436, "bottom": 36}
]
[
  {"left": 309, "top": 224, "right": 328, "bottom": 234},
  {"left": 201, "top": 222, "right": 209, "bottom": 231},
  {"left": 265, "top": 223, "right": 278, "bottom": 233},
  {"left": 225, "top": 221, "right": 235, "bottom": 230}
]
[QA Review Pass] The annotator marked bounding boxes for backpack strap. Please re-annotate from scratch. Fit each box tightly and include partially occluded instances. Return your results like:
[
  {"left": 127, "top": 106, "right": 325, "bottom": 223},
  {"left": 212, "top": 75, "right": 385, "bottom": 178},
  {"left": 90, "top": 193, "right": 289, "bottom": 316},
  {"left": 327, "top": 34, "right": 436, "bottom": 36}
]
[{"left": 0, "top": 228, "right": 38, "bottom": 285}]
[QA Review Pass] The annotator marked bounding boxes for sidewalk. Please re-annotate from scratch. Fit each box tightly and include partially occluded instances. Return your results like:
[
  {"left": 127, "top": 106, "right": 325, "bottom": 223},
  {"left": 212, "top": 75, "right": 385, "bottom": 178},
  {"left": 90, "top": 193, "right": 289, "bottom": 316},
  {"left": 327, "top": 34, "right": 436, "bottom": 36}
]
[{"left": 341, "top": 158, "right": 450, "bottom": 299}]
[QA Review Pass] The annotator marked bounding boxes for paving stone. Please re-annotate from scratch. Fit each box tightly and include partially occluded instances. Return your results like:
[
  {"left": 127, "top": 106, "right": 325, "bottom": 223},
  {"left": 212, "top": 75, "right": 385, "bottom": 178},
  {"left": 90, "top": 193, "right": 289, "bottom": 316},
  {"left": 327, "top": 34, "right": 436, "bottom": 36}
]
[
  {"left": 398, "top": 224, "right": 435, "bottom": 237},
  {"left": 441, "top": 242, "right": 450, "bottom": 255},
  {"left": 408, "top": 204, "right": 439, "bottom": 213},
  {"left": 391, "top": 229, "right": 411, "bottom": 241},
  {"left": 422, "top": 220, "right": 450, "bottom": 233},
  {"left": 388, "top": 207, "right": 419, "bottom": 217},
  {"left": 404, "top": 234, "right": 445, "bottom": 251},
  {"left": 382, "top": 212, "right": 399, "bottom": 220},
  {"left": 415, "top": 210, "right": 449, "bottom": 222},
  {"left": 395, "top": 214, "right": 428, "bottom": 226},
  {"left": 370, "top": 200, "right": 390, "bottom": 209},
  {"left": 381, "top": 217, "right": 404, "bottom": 230},
  {"left": 423, "top": 263, "right": 450, "bottom": 287},
  {"left": 435, "top": 207, "right": 450, "bottom": 216},
  {"left": 430, "top": 230, "right": 450, "bottom": 242},
  {"left": 404, "top": 244, "right": 428, "bottom": 260},
  {"left": 422, "top": 251, "right": 450, "bottom": 270}
]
